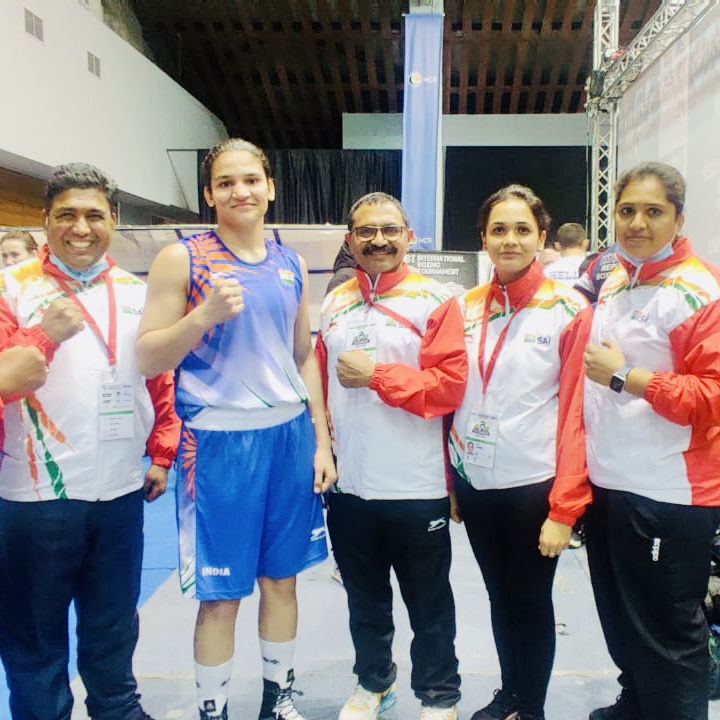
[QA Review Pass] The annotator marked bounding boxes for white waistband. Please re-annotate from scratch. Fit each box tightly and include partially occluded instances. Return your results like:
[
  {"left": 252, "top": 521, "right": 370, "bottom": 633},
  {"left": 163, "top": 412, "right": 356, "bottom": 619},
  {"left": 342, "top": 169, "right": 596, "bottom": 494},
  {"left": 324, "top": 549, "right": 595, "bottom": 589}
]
[{"left": 186, "top": 404, "right": 305, "bottom": 431}]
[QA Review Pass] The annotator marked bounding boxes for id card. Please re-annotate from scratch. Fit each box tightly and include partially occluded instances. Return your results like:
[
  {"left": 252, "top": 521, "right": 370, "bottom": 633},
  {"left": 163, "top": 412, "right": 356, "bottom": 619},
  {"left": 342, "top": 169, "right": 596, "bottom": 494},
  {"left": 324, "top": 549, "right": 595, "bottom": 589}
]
[
  {"left": 99, "top": 382, "right": 134, "bottom": 440},
  {"left": 345, "top": 318, "right": 378, "bottom": 361},
  {"left": 464, "top": 410, "right": 499, "bottom": 469}
]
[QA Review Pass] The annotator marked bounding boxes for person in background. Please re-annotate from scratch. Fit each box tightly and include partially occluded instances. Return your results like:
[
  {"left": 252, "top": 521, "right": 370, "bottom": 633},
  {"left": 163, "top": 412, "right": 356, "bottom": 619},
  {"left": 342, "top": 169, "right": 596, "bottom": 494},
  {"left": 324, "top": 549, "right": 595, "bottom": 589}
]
[
  {"left": 316, "top": 192, "right": 467, "bottom": 720},
  {"left": 0, "top": 163, "right": 180, "bottom": 720},
  {"left": 449, "top": 184, "right": 592, "bottom": 720},
  {"left": 536, "top": 237, "right": 560, "bottom": 267},
  {"left": 543, "top": 222, "right": 589, "bottom": 283},
  {"left": 136, "top": 138, "right": 335, "bottom": 720},
  {"left": 574, "top": 244, "right": 619, "bottom": 305},
  {"left": 578, "top": 252, "right": 600, "bottom": 278},
  {"left": 584, "top": 161, "right": 720, "bottom": 720},
  {"left": 0, "top": 229, "right": 39, "bottom": 266},
  {"left": 326, "top": 241, "right": 357, "bottom": 294}
]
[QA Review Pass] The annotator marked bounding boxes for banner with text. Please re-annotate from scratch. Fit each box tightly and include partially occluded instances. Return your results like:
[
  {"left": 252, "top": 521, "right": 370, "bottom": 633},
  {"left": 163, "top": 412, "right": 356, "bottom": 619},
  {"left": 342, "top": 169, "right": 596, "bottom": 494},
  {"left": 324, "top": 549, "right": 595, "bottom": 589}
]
[
  {"left": 401, "top": 13, "right": 443, "bottom": 251},
  {"left": 406, "top": 250, "right": 488, "bottom": 296}
]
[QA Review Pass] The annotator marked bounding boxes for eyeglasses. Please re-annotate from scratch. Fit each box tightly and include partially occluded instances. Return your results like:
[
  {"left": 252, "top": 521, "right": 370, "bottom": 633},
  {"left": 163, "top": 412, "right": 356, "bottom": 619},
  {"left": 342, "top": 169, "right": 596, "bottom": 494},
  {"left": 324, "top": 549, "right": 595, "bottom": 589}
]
[{"left": 351, "top": 225, "right": 407, "bottom": 242}]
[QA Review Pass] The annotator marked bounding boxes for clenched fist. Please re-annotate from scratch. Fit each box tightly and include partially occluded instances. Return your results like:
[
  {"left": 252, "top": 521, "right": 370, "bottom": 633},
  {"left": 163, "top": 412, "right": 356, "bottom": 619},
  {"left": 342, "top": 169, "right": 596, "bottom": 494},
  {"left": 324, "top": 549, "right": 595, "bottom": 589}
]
[
  {"left": 199, "top": 276, "right": 245, "bottom": 327},
  {"left": 0, "top": 346, "right": 49, "bottom": 397},
  {"left": 336, "top": 350, "right": 375, "bottom": 388},
  {"left": 40, "top": 298, "right": 85, "bottom": 343}
]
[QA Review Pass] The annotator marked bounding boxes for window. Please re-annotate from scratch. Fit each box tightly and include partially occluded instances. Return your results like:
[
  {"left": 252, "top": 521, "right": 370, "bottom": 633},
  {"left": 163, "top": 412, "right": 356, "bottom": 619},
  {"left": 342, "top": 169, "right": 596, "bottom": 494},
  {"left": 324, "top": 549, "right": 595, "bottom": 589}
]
[
  {"left": 24, "top": 8, "right": 43, "bottom": 41},
  {"left": 87, "top": 51, "right": 101, "bottom": 78}
]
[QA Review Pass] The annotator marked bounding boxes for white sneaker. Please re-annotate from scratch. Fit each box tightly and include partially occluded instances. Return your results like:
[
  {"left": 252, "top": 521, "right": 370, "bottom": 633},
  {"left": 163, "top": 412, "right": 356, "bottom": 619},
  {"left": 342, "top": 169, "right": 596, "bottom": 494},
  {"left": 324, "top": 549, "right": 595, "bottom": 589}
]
[
  {"left": 419, "top": 705, "right": 457, "bottom": 720},
  {"left": 338, "top": 683, "right": 397, "bottom": 720}
]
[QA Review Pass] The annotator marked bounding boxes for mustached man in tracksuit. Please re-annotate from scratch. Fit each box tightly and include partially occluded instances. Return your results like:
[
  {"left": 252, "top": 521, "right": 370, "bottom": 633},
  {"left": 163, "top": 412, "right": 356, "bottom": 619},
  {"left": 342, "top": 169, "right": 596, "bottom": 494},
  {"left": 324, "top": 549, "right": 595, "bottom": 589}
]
[{"left": 315, "top": 192, "right": 468, "bottom": 720}]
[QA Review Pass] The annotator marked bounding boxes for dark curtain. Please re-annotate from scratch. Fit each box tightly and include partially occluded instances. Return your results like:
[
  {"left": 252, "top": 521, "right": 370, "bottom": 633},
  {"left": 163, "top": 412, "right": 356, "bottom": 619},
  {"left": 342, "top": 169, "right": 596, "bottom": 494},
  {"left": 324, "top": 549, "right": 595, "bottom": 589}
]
[
  {"left": 196, "top": 148, "right": 400, "bottom": 225},
  {"left": 267, "top": 149, "right": 401, "bottom": 225},
  {"left": 442, "top": 146, "right": 588, "bottom": 251}
]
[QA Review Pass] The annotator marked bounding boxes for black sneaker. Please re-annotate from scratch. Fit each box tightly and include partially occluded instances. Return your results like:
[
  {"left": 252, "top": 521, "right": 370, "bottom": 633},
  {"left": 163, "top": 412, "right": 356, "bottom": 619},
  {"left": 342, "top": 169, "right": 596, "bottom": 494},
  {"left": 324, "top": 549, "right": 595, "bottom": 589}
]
[
  {"left": 258, "top": 677, "right": 306, "bottom": 720},
  {"left": 588, "top": 691, "right": 640, "bottom": 719},
  {"left": 470, "top": 688, "right": 519, "bottom": 720}
]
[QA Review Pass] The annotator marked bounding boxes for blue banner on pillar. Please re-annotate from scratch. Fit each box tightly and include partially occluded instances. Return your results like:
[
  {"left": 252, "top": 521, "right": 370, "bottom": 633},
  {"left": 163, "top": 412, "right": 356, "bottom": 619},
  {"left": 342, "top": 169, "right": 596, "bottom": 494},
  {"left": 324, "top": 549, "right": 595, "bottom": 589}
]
[{"left": 401, "top": 13, "right": 443, "bottom": 251}]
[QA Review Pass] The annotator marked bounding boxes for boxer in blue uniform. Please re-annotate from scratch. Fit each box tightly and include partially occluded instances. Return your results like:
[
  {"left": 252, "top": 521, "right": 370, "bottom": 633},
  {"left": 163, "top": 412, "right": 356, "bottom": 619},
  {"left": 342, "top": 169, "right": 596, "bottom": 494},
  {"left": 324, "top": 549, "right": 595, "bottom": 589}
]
[{"left": 137, "top": 139, "right": 336, "bottom": 720}]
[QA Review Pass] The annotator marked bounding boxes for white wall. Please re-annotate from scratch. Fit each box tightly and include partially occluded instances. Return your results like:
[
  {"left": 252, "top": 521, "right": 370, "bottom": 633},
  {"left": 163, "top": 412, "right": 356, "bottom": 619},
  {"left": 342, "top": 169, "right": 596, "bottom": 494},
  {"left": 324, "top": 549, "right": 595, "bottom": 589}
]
[
  {"left": 343, "top": 112, "right": 588, "bottom": 149},
  {"left": 80, "top": 0, "right": 103, "bottom": 21},
  {"left": 617, "top": 1, "right": 720, "bottom": 265},
  {"left": 0, "top": 0, "right": 226, "bottom": 214}
]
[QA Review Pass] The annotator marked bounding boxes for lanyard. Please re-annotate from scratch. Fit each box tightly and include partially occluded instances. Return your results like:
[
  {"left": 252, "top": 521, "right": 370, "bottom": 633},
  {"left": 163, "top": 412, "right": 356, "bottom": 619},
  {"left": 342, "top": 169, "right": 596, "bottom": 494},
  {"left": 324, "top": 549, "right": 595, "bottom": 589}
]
[
  {"left": 477, "top": 285, "right": 535, "bottom": 395},
  {"left": 54, "top": 272, "right": 118, "bottom": 367},
  {"left": 359, "top": 283, "right": 422, "bottom": 337}
]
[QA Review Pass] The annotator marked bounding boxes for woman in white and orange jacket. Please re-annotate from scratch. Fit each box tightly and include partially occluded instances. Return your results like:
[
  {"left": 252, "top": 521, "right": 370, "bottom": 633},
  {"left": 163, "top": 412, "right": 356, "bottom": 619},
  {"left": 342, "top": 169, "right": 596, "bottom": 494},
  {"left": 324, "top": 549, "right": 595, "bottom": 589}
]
[
  {"left": 583, "top": 161, "right": 720, "bottom": 720},
  {"left": 448, "top": 185, "right": 592, "bottom": 720}
]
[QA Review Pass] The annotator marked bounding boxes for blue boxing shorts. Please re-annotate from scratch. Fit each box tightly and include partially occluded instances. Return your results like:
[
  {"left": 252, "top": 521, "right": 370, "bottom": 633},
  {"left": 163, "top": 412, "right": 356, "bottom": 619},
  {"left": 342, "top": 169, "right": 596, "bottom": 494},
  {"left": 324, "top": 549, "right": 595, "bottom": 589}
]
[{"left": 176, "top": 409, "right": 328, "bottom": 600}]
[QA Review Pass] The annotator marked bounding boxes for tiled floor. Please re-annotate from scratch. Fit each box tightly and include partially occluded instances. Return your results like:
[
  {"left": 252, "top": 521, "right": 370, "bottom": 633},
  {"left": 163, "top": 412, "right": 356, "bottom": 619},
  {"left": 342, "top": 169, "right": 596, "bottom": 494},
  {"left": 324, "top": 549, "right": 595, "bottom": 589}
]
[
  {"left": 2, "top": 483, "right": 716, "bottom": 719},
  {"left": 59, "top": 493, "right": 720, "bottom": 720}
]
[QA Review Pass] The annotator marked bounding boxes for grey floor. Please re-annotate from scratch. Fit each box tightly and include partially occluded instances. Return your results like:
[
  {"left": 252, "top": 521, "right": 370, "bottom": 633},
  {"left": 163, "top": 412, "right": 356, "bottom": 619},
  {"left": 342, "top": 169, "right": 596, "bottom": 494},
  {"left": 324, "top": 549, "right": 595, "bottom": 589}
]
[{"left": 69, "top": 522, "right": 720, "bottom": 720}]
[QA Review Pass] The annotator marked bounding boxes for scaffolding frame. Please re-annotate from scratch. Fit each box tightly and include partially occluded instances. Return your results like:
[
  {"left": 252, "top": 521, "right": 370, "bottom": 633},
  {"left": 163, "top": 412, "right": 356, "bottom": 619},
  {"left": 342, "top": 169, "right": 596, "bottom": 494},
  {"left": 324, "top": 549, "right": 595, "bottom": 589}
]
[{"left": 587, "top": 0, "right": 717, "bottom": 250}]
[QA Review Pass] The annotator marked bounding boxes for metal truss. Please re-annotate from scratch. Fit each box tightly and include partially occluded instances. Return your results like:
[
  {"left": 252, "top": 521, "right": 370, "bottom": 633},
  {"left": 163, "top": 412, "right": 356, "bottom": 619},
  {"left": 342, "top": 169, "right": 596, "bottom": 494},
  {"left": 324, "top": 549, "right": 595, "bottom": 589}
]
[
  {"left": 587, "top": 0, "right": 717, "bottom": 250},
  {"left": 587, "top": 99, "right": 617, "bottom": 250},
  {"left": 603, "top": 0, "right": 717, "bottom": 99},
  {"left": 586, "top": 0, "right": 620, "bottom": 250}
]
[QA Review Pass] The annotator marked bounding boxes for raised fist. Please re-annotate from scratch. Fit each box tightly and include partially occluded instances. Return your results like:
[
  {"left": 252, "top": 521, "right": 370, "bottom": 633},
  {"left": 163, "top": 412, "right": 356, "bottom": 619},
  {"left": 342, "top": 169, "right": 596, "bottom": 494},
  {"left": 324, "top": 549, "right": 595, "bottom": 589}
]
[
  {"left": 0, "top": 346, "right": 49, "bottom": 397},
  {"left": 200, "top": 275, "right": 245, "bottom": 327},
  {"left": 40, "top": 298, "right": 85, "bottom": 343}
]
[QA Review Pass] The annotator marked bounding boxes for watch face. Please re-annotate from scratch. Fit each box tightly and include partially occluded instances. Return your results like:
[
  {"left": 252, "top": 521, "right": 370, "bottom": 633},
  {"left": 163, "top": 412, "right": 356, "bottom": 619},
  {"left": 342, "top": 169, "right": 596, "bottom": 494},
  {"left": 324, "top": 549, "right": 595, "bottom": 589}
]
[{"left": 609, "top": 374, "right": 625, "bottom": 393}]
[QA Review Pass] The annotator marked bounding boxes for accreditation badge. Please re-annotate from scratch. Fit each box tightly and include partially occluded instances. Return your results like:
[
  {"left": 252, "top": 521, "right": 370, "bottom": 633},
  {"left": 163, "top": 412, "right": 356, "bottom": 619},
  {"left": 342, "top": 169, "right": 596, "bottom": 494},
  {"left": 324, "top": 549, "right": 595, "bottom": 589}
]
[
  {"left": 464, "top": 410, "right": 499, "bottom": 469},
  {"left": 345, "top": 317, "right": 378, "bottom": 361},
  {"left": 99, "top": 376, "right": 134, "bottom": 441}
]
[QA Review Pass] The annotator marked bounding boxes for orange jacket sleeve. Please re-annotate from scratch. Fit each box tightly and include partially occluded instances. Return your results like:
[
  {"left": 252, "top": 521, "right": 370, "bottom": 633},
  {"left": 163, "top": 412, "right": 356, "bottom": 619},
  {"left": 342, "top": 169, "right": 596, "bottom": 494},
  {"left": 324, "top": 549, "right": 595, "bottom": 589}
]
[
  {"left": 645, "top": 299, "right": 720, "bottom": 429},
  {"left": 368, "top": 297, "right": 468, "bottom": 419},
  {"left": 144, "top": 372, "right": 181, "bottom": 468},
  {"left": 548, "top": 304, "right": 593, "bottom": 526}
]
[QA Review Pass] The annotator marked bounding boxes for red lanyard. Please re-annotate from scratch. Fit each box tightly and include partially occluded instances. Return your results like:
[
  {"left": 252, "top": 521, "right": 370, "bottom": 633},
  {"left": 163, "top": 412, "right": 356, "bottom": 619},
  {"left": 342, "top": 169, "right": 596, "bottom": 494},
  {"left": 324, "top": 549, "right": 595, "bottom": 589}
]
[
  {"left": 359, "top": 283, "right": 422, "bottom": 337},
  {"left": 54, "top": 272, "right": 118, "bottom": 367},
  {"left": 478, "top": 285, "right": 535, "bottom": 395},
  {"left": 367, "top": 299, "right": 422, "bottom": 337}
]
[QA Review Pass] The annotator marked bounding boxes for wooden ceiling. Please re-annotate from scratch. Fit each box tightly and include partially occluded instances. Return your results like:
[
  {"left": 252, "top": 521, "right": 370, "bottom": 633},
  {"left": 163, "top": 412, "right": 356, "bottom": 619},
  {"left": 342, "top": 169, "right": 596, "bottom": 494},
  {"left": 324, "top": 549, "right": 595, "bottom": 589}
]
[{"left": 129, "top": 0, "right": 661, "bottom": 149}]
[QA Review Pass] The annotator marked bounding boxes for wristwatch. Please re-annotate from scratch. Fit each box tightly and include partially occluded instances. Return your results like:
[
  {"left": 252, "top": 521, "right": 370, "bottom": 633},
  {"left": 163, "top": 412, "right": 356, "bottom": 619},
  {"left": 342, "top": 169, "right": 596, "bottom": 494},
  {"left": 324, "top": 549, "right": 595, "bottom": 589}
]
[{"left": 609, "top": 364, "right": 633, "bottom": 393}]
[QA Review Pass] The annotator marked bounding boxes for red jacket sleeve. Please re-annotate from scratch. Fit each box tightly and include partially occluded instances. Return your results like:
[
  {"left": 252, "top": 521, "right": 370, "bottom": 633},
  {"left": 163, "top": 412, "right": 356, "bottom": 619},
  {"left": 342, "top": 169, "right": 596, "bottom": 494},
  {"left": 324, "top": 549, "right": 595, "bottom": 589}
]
[
  {"left": 314, "top": 331, "right": 329, "bottom": 408},
  {"left": 645, "top": 299, "right": 720, "bottom": 428},
  {"left": 0, "top": 295, "right": 58, "bottom": 360},
  {"left": 548, "top": 304, "right": 593, "bottom": 526},
  {"left": 144, "top": 372, "right": 181, "bottom": 468},
  {"left": 368, "top": 297, "right": 468, "bottom": 419},
  {"left": 0, "top": 295, "right": 58, "bottom": 406}
]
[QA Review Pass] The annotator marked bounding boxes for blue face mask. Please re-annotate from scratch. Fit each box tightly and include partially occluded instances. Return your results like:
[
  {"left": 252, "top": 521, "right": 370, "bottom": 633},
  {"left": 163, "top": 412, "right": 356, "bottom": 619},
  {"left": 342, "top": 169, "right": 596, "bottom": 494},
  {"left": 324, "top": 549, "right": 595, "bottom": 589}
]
[
  {"left": 49, "top": 253, "right": 109, "bottom": 282},
  {"left": 616, "top": 239, "right": 675, "bottom": 267}
]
